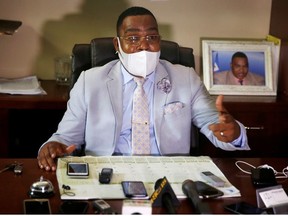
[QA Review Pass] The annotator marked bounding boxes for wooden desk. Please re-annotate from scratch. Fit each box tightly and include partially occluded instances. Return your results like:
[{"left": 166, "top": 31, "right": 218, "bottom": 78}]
[
  {"left": 0, "top": 157, "right": 287, "bottom": 214},
  {"left": 0, "top": 80, "right": 68, "bottom": 157}
]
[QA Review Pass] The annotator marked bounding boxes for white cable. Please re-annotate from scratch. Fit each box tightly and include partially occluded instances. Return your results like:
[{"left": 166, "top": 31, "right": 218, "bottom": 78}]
[
  {"left": 235, "top": 160, "right": 255, "bottom": 174},
  {"left": 235, "top": 160, "right": 288, "bottom": 179}
]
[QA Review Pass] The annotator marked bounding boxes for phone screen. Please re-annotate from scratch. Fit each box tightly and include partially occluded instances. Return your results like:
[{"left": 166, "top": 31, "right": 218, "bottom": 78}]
[
  {"left": 224, "top": 202, "right": 265, "bottom": 214},
  {"left": 195, "top": 181, "right": 224, "bottom": 199},
  {"left": 67, "top": 162, "right": 89, "bottom": 177},
  {"left": 23, "top": 199, "right": 51, "bottom": 214},
  {"left": 121, "top": 181, "right": 148, "bottom": 198}
]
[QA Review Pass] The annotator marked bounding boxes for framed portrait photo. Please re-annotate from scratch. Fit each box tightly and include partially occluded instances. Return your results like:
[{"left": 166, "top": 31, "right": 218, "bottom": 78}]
[{"left": 202, "top": 39, "right": 276, "bottom": 96}]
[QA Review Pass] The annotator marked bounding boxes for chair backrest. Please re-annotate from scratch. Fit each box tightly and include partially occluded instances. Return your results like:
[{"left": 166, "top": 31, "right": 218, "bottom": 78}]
[{"left": 71, "top": 37, "right": 199, "bottom": 156}]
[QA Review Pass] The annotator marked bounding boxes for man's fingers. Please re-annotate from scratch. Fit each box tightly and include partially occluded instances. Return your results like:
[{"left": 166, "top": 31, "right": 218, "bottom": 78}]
[
  {"left": 66, "top": 145, "right": 76, "bottom": 154},
  {"left": 37, "top": 158, "right": 44, "bottom": 169},
  {"left": 38, "top": 151, "right": 53, "bottom": 171},
  {"left": 215, "top": 95, "right": 228, "bottom": 114}
]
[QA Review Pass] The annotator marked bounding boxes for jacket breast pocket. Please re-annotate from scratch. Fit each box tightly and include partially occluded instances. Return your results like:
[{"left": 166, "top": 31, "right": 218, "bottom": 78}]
[
  {"left": 163, "top": 103, "right": 190, "bottom": 122},
  {"left": 164, "top": 102, "right": 185, "bottom": 115}
]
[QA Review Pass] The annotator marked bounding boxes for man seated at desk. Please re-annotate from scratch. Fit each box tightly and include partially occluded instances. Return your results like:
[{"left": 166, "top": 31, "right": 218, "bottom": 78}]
[{"left": 37, "top": 6, "right": 250, "bottom": 172}]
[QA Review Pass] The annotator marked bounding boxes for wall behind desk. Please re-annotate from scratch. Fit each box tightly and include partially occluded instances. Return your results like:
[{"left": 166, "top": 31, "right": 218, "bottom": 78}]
[{"left": 0, "top": 0, "right": 271, "bottom": 80}]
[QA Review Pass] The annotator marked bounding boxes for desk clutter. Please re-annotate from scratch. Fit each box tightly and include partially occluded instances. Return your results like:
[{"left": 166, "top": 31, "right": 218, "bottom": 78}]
[
  {"left": 55, "top": 156, "right": 236, "bottom": 214},
  {"left": 1, "top": 158, "right": 288, "bottom": 214},
  {"left": 56, "top": 156, "right": 240, "bottom": 200},
  {"left": 54, "top": 156, "right": 288, "bottom": 214},
  {"left": 234, "top": 160, "right": 288, "bottom": 214}
]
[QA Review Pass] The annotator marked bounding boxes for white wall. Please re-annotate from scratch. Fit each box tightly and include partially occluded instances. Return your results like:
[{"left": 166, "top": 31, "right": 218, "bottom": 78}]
[{"left": 0, "top": 0, "right": 272, "bottom": 79}]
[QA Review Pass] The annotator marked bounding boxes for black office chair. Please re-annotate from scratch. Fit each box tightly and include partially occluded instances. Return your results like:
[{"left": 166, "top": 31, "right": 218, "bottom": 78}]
[{"left": 71, "top": 37, "right": 200, "bottom": 156}]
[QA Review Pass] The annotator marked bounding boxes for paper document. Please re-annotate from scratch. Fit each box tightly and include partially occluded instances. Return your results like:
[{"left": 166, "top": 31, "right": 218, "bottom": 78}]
[
  {"left": 56, "top": 156, "right": 240, "bottom": 200},
  {"left": 0, "top": 76, "right": 46, "bottom": 95}
]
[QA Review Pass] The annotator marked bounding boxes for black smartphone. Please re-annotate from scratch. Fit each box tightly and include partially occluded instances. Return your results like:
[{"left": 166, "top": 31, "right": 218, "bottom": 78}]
[
  {"left": 59, "top": 201, "right": 89, "bottom": 214},
  {"left": 224, "top": 201, "right": 266, "bottom": 214},
  {"left": 23, "top": 199, "right": 51, "bottom": 214},
  {"left": 67, "top": 162, "right": 89, "bottom": 178},
  {"left": 99, "top": 168, "right": 113, "bottom": 184},
  {"left": 121, "top": 181, "right": 148, "bottom": 198},
  {"left": 195, "top": 181, "right": 224, "bottom": 199}
]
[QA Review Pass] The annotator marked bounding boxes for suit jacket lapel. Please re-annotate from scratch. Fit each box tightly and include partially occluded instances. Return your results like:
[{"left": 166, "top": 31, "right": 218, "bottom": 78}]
[{"left": 106, "top": 61, "right": 123, "bottom": 141}]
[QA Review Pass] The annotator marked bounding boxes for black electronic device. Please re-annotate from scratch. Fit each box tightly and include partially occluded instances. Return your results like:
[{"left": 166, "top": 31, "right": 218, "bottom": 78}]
[
  {"left": 195, "top": 181, "right": 224, "bottom": 199},
  {"left": 99, "top": 168, "right": 113, "bottom": 184},
  {"left": 93, "top": 199, "right": 113, "bottom": 214},
  {"left": 121, "top": 181, "right": 148, "bottom": 198},
  {"left": 224, "top": 201, "right": 267, "bottom": 214},
  {"left": 59, "top": 201, "right": 89, "bottom": 214},
  {"left": 182, "top": 179, "right": 211, "bottom": 214},
  {"left": 67, "top": 162, "right": 89, "bottom": 178},
  {"left": 23, "top": 199, "right": 51, "bottom": 214},
  {"left": 251, "top": 168, "right": 277, "bottom": 188}
]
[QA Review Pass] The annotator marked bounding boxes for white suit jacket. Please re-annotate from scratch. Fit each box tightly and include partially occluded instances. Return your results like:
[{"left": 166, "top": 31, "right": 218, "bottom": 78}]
[{"left": 46, "top": 60, "right": 249, "bottom": 155}]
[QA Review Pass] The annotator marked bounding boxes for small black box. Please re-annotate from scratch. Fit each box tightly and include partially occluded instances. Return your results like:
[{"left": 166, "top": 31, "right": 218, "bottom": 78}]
[{"left": 251, "top": 168, "right": 277, "bottom": 188}]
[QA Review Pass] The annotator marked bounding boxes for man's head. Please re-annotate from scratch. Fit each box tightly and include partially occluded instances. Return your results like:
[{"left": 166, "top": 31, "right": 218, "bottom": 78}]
[
  {"left": 113, "top": 6, "right": 161, "bottom": 54},
  {"left": 113, "top": 7, "right": 161, "bottom": 78},
  {"left": 230, "top": 52, "right": 249, "bottom": 80}
]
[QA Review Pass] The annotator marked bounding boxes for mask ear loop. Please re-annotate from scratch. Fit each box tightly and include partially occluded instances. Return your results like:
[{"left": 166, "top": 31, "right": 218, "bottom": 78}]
[
  {"left": 115, "top": 37, "right": 120, "bottom": 55},
  {"left": 62, "top": 184, "right": 75, "bottom": 197}
]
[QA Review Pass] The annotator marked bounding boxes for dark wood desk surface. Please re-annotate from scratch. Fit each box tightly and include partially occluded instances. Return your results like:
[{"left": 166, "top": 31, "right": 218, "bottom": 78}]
[{"left": 0, "top": 157, "right": 287, "bottom": 214}]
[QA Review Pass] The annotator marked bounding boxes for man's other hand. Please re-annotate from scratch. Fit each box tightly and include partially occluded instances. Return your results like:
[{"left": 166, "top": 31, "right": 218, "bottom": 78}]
[{"left": 208, "top": 95, "right": 241, "bottom": 142}]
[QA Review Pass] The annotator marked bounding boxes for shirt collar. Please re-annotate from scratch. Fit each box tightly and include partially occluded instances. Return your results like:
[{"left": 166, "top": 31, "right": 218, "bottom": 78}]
[
  {"left": 234, "top": 76, "right": 244, "bottom": 84},
  {"left": 120, "top": 64, "right": 155, "bottom": 85}
]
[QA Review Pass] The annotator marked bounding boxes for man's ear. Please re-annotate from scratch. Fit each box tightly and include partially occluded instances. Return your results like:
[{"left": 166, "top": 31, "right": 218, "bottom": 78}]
[{"left": 113, "top": 37, "right": 119, "bottom": 53}]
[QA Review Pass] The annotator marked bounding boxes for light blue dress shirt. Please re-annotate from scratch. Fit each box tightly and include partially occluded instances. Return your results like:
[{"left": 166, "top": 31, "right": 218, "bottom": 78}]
[{"left": 114, "top": 66, "right": 160, "bottom": 155}]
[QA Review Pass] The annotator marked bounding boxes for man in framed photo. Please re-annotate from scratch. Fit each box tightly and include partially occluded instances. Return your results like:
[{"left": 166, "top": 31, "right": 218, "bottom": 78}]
[{"left": 213, "top": 51, "right": 265, "bottom": 86}]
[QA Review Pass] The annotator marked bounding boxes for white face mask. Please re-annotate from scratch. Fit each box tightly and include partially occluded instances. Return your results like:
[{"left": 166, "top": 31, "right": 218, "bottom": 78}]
[{"left": 117, "top": 37, "right": 160, "bottom": 78}]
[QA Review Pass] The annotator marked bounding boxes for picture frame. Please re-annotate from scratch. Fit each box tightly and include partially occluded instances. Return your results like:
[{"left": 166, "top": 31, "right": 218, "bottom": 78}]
[{"left": 202, "top": 39, "right": 276, "bottom": 96}]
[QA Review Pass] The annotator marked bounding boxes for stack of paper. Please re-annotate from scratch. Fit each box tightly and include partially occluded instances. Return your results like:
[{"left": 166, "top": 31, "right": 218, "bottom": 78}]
[{"left": 0, "top": 76, "right": 46, "bottom": 95}]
